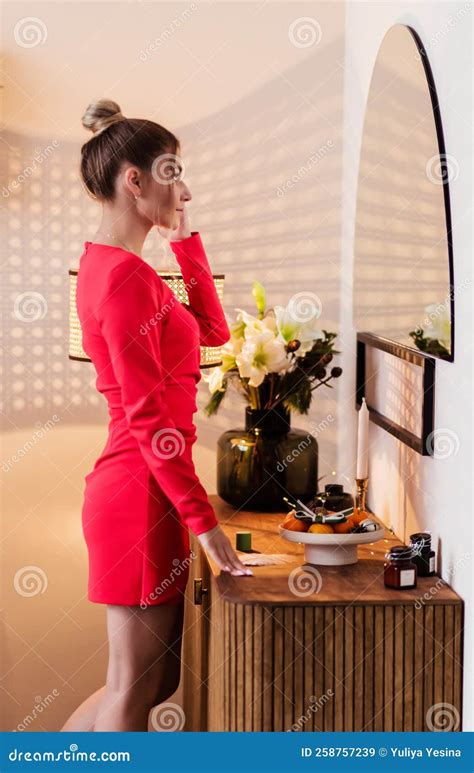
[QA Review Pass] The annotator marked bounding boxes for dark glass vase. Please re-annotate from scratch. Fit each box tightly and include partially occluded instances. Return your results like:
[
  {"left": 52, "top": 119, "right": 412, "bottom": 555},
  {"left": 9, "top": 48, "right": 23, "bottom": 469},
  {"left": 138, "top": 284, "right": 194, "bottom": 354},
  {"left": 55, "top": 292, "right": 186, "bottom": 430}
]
[{"left": 216, "top": 405, "right": 318, "bottom": 512}]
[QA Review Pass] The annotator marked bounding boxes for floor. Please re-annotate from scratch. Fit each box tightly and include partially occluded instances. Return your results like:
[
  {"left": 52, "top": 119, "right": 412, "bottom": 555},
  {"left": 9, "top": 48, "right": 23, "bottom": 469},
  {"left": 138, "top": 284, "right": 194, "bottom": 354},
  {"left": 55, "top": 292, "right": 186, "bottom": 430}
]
[{"left": 2, "top": 422, "right": 217, "bottom": 731}]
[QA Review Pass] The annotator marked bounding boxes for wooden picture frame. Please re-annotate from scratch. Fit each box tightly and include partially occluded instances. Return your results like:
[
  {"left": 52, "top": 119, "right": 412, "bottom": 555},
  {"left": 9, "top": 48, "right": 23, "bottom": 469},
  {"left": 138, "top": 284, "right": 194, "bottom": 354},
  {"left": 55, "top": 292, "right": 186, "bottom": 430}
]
[{"left": 356, "top": 332, "right": 436, "bottom": 456}]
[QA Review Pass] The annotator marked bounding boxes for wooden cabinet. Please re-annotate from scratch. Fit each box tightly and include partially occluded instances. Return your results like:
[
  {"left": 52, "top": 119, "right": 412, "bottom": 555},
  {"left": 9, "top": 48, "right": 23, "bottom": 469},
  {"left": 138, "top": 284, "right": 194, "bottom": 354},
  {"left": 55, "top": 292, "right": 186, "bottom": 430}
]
[{"left": 182, "top": 496, "right": 464, "bottom": 732}]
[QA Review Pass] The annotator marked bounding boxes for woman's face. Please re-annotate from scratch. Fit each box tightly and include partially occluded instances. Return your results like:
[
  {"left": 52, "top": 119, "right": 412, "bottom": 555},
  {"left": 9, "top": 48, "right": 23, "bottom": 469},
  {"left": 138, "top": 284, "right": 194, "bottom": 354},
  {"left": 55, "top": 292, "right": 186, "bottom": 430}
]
[{"left": 140, "top": 147, "right": 192, "bottom": 229}]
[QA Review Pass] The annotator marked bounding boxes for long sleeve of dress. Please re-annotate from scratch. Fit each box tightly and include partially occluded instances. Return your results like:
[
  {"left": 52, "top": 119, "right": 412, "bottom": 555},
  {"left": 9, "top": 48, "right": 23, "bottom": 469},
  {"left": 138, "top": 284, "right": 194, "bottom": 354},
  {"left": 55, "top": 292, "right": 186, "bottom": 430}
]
[
  {"left": 169, "top": 231, "right": 231, "bottom": 347},
  {"left": 95, "top": 257, "right": 219, "bottom": 537}
]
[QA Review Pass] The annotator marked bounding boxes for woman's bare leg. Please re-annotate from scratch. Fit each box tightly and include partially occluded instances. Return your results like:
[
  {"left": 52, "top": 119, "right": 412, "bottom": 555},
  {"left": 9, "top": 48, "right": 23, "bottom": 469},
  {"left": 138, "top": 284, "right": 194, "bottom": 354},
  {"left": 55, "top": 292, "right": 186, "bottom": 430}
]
[
  {"left": 93, "top": 599, "right": 184, "bottom": 731},
  {"left": 60, "top": 687, "right": 106, "bottom": 732},
  {"left": 60, "top": 599, "right": 184, "bottom": 732}
]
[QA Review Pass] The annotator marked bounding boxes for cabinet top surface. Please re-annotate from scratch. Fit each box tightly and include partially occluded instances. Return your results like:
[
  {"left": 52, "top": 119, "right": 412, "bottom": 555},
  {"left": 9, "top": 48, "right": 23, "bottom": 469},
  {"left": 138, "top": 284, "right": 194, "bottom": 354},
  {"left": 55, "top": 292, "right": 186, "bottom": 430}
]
[{"left": 204, "top": 495, "right": 462, "bottom": 607}]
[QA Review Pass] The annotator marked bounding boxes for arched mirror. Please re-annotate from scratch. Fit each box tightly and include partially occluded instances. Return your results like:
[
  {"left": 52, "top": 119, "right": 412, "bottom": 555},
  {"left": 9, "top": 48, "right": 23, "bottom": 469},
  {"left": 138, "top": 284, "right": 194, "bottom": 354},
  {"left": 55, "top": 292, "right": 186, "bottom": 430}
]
[{"left": 354, "top": 24, "right": 454, "bottom": 362}]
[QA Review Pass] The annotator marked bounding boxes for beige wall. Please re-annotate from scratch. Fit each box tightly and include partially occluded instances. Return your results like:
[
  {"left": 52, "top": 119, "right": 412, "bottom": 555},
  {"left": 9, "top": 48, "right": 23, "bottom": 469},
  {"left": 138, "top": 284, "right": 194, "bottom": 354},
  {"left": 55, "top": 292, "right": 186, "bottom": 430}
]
[{"left": 1, "top": 1, "right": 345, "bottom": 731}]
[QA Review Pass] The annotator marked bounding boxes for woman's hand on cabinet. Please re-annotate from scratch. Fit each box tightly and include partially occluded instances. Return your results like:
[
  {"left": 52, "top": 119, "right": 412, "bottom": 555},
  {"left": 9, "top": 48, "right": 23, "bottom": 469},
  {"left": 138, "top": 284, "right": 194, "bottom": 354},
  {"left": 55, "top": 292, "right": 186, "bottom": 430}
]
[{"left": 197, "top": 524, "right": 253, "bottom": 576}]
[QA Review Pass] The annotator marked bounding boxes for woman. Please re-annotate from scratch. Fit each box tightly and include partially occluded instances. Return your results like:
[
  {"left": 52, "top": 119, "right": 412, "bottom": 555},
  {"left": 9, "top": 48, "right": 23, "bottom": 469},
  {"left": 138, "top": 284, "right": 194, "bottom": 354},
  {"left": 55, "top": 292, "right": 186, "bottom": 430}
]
[{"left": 61, "top": 99, "right": 252, "bottom": 732}]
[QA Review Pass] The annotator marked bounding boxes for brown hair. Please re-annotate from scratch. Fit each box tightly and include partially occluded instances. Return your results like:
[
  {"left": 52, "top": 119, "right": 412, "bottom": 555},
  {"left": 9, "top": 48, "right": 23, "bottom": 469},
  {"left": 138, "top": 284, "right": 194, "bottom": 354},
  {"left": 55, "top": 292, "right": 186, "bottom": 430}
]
[{"left": 80, "top": 98, "right": 180, "bottom": 201}]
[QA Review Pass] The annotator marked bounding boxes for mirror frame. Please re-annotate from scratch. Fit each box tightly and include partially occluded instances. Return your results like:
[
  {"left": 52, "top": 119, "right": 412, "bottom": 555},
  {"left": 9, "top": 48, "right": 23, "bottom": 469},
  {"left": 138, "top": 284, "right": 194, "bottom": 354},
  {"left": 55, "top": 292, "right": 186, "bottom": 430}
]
[{"left": 355, "top": 24, "right": 455, "bottom": 362}]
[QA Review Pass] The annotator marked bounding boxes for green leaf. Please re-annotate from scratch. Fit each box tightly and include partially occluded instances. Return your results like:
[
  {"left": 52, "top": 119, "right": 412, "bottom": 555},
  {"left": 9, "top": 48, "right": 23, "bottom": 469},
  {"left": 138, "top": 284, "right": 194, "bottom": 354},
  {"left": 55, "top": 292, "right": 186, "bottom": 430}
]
[{"left": 203, "top": 379, "right": 228, "bottom": 416}]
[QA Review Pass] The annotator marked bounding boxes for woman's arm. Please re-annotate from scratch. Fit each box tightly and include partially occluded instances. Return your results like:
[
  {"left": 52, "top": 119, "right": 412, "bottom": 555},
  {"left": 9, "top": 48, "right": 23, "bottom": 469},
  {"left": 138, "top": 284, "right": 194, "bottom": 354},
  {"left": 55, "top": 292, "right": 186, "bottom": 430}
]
[{"left": 169, "top": 231, "right": 231, "bottom": 347}]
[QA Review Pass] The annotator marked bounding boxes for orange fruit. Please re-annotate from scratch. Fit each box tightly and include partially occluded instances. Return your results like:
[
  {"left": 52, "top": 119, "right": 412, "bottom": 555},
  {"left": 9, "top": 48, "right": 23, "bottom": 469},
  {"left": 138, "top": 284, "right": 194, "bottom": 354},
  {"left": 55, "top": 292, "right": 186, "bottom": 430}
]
[
  {"left": 282, "top": 512, "right": 309, "bottom": 532},
  {"left": 332, "top": 516, "right": 356, "bottom": 534},
  {"left": 308, "top": 523, "right": 334, "bottom": 534},
  {"left": 351, "top": 508, "right": 369, "bottom": 525}
]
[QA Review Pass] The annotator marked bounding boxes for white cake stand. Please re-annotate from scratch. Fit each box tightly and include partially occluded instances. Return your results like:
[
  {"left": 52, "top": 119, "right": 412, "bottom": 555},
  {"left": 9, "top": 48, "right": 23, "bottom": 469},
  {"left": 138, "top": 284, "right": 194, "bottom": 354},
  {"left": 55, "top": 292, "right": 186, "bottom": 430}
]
[{"left": 278, "top": 523, "right": 386, "bottom": 566}]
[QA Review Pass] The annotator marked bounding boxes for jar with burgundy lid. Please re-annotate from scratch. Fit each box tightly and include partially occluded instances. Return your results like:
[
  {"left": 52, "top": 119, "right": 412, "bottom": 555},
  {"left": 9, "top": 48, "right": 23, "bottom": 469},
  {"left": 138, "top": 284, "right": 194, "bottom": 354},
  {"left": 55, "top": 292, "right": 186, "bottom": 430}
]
[{"left": 384, "top": 546, "right": 417, "bottom": 589}]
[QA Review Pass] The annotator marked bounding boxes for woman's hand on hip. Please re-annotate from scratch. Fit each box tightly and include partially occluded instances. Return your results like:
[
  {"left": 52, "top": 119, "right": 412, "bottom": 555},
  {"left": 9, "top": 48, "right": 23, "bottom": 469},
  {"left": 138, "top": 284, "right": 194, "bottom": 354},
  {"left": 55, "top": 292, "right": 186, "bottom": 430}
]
[{"left": 197, "top": 524, "right": 253, "bottom": 576}]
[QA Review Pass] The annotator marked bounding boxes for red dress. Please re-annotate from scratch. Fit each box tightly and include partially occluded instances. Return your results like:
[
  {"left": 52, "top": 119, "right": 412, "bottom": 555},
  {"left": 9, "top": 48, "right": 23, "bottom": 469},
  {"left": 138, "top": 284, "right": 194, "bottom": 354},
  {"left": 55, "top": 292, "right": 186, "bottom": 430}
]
[{"left": 76, "top": 231, "right": 230, "bottom": 606}]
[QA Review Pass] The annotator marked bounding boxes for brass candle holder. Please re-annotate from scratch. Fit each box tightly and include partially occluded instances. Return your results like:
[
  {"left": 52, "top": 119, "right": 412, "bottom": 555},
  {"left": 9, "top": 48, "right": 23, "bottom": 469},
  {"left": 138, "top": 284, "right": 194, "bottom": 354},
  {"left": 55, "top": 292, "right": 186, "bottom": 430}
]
[{"left": 355, "top": 477, "right": 369, "bottom": 512}]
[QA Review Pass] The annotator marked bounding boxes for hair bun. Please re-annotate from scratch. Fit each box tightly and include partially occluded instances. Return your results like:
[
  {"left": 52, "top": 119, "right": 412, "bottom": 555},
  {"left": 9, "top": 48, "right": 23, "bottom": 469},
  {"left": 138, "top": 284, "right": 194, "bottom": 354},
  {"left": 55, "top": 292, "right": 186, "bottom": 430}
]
[{"left": 82, "top": 99, "right": 124, "bottom": 136}]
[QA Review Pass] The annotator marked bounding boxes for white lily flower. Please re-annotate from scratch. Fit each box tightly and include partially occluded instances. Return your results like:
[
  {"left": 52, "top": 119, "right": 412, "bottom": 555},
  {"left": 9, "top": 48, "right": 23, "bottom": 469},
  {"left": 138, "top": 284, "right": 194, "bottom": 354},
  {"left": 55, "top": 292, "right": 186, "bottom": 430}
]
[
  {"left": 222, "top": 335, "right": 244, "bottom": 357},
  {"left": 234, "top": 308, "right": 278, "bottom": 339},
  {"left": 274, "top": 304, "right": 324, "bottom": 354},
  {"left": 235, "top": 330, "right": 292, "bottom": 387},
  {"left": 202, "top": 366, "right": 225, "bottom": 394},
  {"left": 424, "top": 303, "right": 451, "bottom": 349}
]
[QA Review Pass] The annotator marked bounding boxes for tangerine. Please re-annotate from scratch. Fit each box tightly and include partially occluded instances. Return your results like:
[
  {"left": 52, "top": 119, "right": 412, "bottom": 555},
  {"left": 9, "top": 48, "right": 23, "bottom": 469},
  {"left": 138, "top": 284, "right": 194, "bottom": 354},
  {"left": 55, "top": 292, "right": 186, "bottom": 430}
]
[
  {"left": 281, "top": 512, "right": 309, "bottom": 532},
  {"left": 332, "top": 516, "right": 356, "bottom": 534},
  {"left": 351, "top": 508, "right": 369, "bottom": 525},
  {"left": 308, "top": 523, "right": 334, "bottom": 534}
]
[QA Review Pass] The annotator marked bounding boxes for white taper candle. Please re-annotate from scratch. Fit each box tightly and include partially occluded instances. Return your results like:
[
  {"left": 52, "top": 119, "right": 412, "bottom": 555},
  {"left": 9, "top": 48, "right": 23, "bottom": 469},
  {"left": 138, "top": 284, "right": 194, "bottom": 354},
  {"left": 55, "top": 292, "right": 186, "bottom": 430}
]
[{"left": 356, "top": 397, "right": 369, "bottom": 479}]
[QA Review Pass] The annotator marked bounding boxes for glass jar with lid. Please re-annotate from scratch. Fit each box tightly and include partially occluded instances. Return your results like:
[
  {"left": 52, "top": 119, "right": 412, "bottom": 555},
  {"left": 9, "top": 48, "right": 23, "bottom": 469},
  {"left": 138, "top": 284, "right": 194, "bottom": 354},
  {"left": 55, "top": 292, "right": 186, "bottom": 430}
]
[
  {"left": 384, "top": 545, "right": 417, "bottom": 589},
  {"left": 409, "top": 532, "right": 436, "bottom": 577}
]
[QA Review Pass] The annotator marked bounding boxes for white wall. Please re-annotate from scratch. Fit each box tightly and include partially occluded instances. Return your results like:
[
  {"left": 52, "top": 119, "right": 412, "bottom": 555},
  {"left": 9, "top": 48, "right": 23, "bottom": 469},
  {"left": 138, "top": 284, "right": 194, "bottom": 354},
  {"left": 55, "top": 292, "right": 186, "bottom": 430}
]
[{"left": 340, "top": 1, "right": 473, "bottom": 728}]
